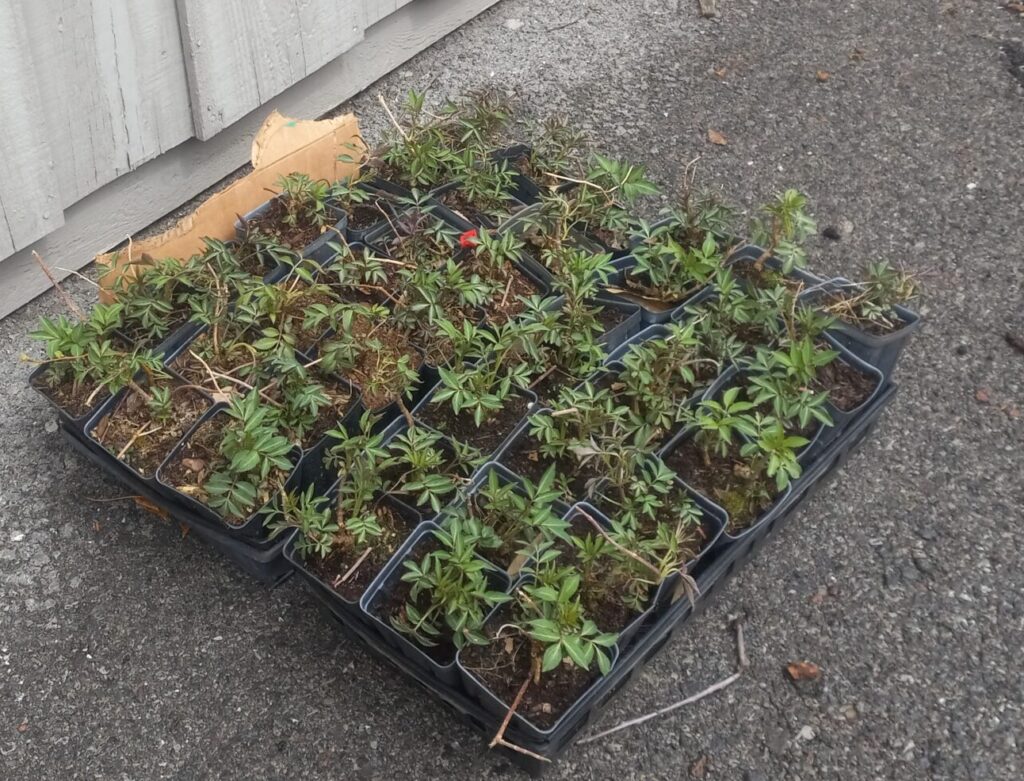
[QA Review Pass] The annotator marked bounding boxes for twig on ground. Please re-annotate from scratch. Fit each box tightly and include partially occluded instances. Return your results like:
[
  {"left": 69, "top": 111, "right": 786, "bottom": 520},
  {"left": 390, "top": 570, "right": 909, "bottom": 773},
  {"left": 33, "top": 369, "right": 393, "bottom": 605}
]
[
  {"left": 488, "top": 675, "right": 551, "bottom": 763},
  {"left": 378, "top": 94, "right": 409, "bottom": 142},
  {"left": 32, "top": 251, "right": 84, "bottom": 319},
  {"left": 577, "top": 616, "right": 748, "bottom": 744}
]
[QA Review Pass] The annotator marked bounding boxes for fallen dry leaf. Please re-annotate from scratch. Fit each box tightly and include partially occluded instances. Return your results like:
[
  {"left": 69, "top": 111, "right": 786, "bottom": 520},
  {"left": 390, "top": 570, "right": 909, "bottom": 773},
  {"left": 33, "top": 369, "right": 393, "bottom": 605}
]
[
  {"left": 16, "top": 721, "right": 29, "bottom": 733},
  {"left": 975, "top": 388, "right": 991, "bottom": 404},
  {"left": 1007, "top": 2, "right": 1024, "bottom": 14},
  {"left": 713, "top": 65, "right": 728, "bottom": 79},
  {"left": 849, "top": 47, "right": 866, "bottom": 61},
  {"left": 179, "top": 523, "right": 191, "bottom": 539},
  {"left": 180, "top": 457, "right": 207, "bottom": 475},
  {"left": 816, "top": 70, "right": 831, "bottom": 82},
  {"left": 787, "top": 661, "right": 822, "bottom": 681},
  {"left": 690, "top": 754, "right": 709, "bottom": 779},
  {"left": 707, "top": 128, "right": 728, "bottom": 146},
  {"left": 133, "top": 496, "right": 170, "bottom": 521}
]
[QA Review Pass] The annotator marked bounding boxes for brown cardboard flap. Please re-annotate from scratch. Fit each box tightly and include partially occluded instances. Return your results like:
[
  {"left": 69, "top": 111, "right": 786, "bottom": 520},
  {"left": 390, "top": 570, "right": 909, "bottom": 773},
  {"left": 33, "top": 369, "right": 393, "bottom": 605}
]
[{"left": 96, "top": 111, "right": 364, "bottom": 299}]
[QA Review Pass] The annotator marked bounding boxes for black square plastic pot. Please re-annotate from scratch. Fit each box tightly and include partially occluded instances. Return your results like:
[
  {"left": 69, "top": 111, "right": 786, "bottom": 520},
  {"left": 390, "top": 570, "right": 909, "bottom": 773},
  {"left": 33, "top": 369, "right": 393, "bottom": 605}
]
[
  {"left": 725, "top": 243, "right": 827, "bottom": 289},
  {"left": 82, "top": 367, "right": 216, "bottom": 488},
  {"left": 657, "top": 425, "right": 797, "bottom": 548},
  {"left": 235, "top": 196, "right": 348, "bottom": 266},
  {"left": 490, "top": 144, "right": 579, "bottom": 204},
  {"left": 284, "top": 489, "right": 422, "bottom": 624},
  {"left": 455, "top": 581, "right": 621, "bottom": 741},
  {"left": 411, "top": 382, "right": 538, "bottom": 462},
  {"left": 340, "top": 179, "right": 408, "bottom": 243},
  {"left": 801, "top": 276, "right": 921, "bottom": 379},
  {"left": 29, "top": 362, "right": 114, "bottom": 436},
  {"left": 605, "top": 256, "right": 711, "bottom": 325},
  {"left": 496, "top": 203, "right": 606, "bottom": 287},
  {"left": 361, "top": 194, "right": 477, "bottom": 253},
  {"left": 428, "top": 182, "right": 528, "bottom": 230},
  {"left": 359, "top": 521, "right": 512, "bottom": 688},
  {"left": 153, "top": 404, "right": 304, "bottom": 541}
]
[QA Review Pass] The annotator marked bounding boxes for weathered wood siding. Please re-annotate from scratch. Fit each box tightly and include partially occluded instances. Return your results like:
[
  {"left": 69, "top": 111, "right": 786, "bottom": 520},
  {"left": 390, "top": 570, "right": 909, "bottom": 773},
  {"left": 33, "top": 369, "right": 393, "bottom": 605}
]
[
  {"left": 21, "top": 0, "right": 194, "bottom": 207},
  {"left": 176, "top": 0, "right": 367, "bottom": 140},
  {"left": 0, "top": 0, "right": 501, "bottom": 317},
  {"left": 0, "top": 3, "right": 65, "bottom": 256}
]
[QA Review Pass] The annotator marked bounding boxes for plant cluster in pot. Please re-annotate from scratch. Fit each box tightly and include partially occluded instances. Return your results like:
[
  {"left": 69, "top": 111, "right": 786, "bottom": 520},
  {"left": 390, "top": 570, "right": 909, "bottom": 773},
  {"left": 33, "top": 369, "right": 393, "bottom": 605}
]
[
  {"left": 236, "top": 173, "right": 348, "bottom": 265},
  {"left": 799, "top": 261, "right": 921, "bottom": 378}
]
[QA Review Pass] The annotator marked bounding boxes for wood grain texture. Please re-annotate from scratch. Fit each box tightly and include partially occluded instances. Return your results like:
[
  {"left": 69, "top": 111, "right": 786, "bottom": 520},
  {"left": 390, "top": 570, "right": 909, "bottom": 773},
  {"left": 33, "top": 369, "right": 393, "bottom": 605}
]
[
  {"left": 0, "top": 3, "right": 65, "bottom": 255},
  {"left": 176, "top": 0, "right": 366, "bottom": 140},
  {"left": 0, "top": 0, "right": 500, "bottom": 317},
  {"left": 20, "top": 0, "right": 194, "bottom": 207}
]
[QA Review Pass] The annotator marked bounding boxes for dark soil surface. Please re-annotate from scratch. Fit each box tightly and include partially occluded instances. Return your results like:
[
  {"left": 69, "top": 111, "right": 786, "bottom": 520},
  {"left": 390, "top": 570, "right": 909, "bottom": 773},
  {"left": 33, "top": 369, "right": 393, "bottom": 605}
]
[
  {"left": 662, "top": 437, "right": 779, "bottom": 534},
  {"left": 416, "top": 392, "right": 532, "bottom": 454},
  {"left": 438, "top": 187, "right": 501, "bottom": 227},
  {"left": 502, "top": 432, "right": 604, "bottom": 502},
  {"left": 90, "top": 383, "right": 211, "bottom": 476},
  {"left": 814, "top": 353, "right": 878, "bottom": 411},
  {"left": 595, "top": 304, "right": 630, "bottom": 336},
  {"left": 345, "top": 199, "right": 392, "bottom": 233},
  {"left": 174, "top": 331, "right": 261, "bottom": 390},
  {"left": 305, "top": 502, "right": 410, "bottom": 601},
  {"left": 31, "top": 369, "right": 108, "bottom": 419},
  {"left": 245, "top": 198, "right": 337, "bottom": 252},
  {"left": 460, "top": 630, "right": 598, "bottom": 730}
]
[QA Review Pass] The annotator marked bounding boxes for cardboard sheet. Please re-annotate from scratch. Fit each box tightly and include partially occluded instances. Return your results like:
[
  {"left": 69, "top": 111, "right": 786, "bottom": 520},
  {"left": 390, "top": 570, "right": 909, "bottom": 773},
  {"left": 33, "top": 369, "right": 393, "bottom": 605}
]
[{"left": 97, "top": 111, "right": 364, "bottom": 299}]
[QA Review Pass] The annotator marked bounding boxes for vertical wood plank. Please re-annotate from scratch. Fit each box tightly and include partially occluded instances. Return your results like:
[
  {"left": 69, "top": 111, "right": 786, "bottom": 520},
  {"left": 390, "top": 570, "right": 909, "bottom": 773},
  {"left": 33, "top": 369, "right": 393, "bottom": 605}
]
[
  {"left": 0, "top": 2, "right": 65, "bottom": 254},
  {"left": 20, "top": 0, "right": 194, "bottom": 207},
  {"left": 176, "top": 0, "right": 366, "bottom": 140}
]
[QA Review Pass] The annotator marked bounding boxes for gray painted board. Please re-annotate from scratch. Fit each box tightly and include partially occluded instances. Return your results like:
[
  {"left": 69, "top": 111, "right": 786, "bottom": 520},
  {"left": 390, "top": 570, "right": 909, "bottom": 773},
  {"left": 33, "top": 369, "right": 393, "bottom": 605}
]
[
  {"left": 20, "top": 0, "right": 194, "bottom": 208},
  {"left": 176, "top": 0, "right": 366, "bottom": 140},
  {"left": 0, "top": 3, "right": 64, "bottom": 256}
]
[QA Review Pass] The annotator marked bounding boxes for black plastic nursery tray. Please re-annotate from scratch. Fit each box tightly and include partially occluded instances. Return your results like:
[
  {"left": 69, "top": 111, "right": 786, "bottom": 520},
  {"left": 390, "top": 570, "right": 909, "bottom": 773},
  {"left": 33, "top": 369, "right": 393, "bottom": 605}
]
[
  {"left": 58, "top": 420, "right": 294, "bottom": 586},
  {"left": 307, "top": 381, "right": 899, "bottom": 774}
]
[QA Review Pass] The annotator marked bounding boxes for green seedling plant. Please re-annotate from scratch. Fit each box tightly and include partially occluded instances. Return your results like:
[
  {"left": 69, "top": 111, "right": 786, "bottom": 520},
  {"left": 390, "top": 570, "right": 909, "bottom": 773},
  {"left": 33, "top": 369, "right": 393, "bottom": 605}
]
[
  {"left": 391, "top": 518, "right": 511, "bottom": 650},
  {"left": 518, "top": 552, "right": 618, "bottom": 675},
  {"left": 551, "top": 154, "right": 659, "bottom": 249},
  {"left": 275, "top": 172, "right": 334, "bottom": 231},
  {"left": 740, "top": 417, "right": 809, "bottom": 492},
  {"left": 432, "top": 319, "right": 545, "bottom": 426},
  {"left": 519, "top": 116, "right": 589, "bottom": 188},
  {"left": 31, "top": 303, "right": 167, "bottom": 412},
  {"left": 530, "top": 382, "right": 632, "bottom": 462},
  {"left": 617, "top": 321, "right": 720, "bottom": 437},
  {"left": 689, "top": 387, "right": 759, "bottom": 464},
  {"left": 742, "top": 338, "right": 837, "bottom": 431},
  {"left": 455, "top": 465, "right": 568, "bottom": 568},
  {"left": 628, "top": 233, "right": 725, "bottom": 303},
  {"left": 385, "top": 426, "right": 475, "bottom": 513},
  {"left": 748, "top": 189, "right": 817, "bottom": 273},
  {"left": 373, "top": 90, "right": 460, "bottom": 189},
  {"left": 204, "top": 392, "right": 294, "bottom": 521}
]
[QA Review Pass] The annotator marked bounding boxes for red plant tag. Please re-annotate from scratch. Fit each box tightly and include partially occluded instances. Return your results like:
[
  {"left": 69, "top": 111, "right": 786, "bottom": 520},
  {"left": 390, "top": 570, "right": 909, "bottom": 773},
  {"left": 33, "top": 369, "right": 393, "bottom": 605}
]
[{"left": 459, "top": 229, "right": 479, "bottom": 248}]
